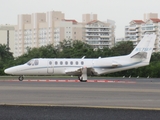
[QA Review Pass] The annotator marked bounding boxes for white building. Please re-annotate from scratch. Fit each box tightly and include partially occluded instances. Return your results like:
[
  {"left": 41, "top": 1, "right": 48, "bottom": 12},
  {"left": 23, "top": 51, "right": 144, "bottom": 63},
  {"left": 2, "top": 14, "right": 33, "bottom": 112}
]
[
  {"left": 115, "top": 38, "right": 125, "bottom": 43},
  {"left": 125, "top": 20, "right": 144, "bottom": 46},
  {"left": 0, "top": 24, "right": 15, "bottom": 54},
  {"left": 14, "top": 11, "right": 65, "bottom": 57},
  {"left": 53, "top": 19, "right": 84, "bottom": 46},
  {"left": 14, "top": 11, "right": 116, "bottom": 57},
  {"left": 125, "top": 13, "right": 160, "bottom": 52},
  {"left": 141, "top": 18, "right": 160, "bottom": 51},
  {"left": 144, "top": 13, "right": 158, "bottom": 22},
  {"left": 84, "top": 20, "right": 115, "bottom": 49}
]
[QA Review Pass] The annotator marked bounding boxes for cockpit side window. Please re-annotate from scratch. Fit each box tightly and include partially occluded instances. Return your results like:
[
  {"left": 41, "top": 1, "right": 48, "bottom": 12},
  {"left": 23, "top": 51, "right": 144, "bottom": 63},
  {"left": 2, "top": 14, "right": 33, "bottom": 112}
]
[
  {"left": 34, "top": 60, "right": 39, "bottom": 65},
  {"left": 27, "top": 59, "right": 39, "bottom": 66},
  {"left": 27, "top": 60, "right": 33, "bottom": 66}
]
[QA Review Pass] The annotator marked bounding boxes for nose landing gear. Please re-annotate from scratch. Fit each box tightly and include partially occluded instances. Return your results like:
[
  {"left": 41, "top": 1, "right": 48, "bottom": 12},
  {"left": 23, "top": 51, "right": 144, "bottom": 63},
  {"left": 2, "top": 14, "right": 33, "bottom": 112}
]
[{"left": 18, "top": 76, "right": 24, "bottom": 81}]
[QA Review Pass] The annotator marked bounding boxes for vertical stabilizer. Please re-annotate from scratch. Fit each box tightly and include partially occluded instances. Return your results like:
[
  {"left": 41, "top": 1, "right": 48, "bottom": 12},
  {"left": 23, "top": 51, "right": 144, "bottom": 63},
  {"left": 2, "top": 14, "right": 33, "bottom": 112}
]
[{"left": 129, "top": 33, "right": 156, "bottom": 63}]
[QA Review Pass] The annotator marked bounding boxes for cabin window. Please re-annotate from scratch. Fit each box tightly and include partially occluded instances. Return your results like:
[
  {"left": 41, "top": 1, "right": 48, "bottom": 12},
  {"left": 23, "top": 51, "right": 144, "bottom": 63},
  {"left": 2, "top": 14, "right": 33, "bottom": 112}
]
[
  {"left": 65, "top": 61, "right": 68, "bottom": 65},
  {"left": 81, "top": 61, "right": 84, "bottom": 65},
  {"left": 70, "top": 61, "right": 73, "bottom": 65},
  {"left": 76, "top": 61, "right": 78, "bottom": 65},
  {"left": 49, "top": 61, "right": 52, "bottom": 65},
  {"left": 60, "top": 61, "right": 63, "bottom": 65},
  {"left": 55, "top": 61, "right": 58, "bottom": 65}
]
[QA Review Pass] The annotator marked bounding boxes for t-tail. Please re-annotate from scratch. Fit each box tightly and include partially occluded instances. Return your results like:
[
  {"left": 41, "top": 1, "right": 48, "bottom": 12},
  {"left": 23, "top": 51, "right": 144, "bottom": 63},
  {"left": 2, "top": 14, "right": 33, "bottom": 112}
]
[{"left": 129, "top": 33, "right": 156, "bottom": 63}]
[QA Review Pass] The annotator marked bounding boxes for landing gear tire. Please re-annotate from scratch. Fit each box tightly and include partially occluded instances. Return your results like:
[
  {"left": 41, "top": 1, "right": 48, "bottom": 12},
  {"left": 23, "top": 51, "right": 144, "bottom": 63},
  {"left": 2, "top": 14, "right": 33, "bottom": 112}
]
[
  {"left": 78, "top": 76, "right": 87, "bottom": 82},
  {"left": 19, "top": 76, "right": 24, "bottom": 81},
  {"left": 80, "top": 80, "right": 87, "bottom": 82}
]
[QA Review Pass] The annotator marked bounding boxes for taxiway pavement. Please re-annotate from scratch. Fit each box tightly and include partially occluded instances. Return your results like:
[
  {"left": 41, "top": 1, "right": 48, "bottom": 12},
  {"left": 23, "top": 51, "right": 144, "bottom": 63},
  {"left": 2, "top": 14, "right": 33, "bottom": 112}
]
[
  {"left": 0, "top": 78, "right": 160, "bottom": 109},
  {"left": 1, "top": 78, "right": 160, "bottom": 119}
]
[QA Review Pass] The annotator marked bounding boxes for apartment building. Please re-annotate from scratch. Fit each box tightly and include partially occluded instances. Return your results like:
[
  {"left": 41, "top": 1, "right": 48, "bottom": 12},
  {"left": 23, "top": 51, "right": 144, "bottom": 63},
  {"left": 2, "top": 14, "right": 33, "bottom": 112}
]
[
  {"left": 141, "top": 18, "right": 160, "bottom": 51},
  {"left": 144, "top": 13, "right": 158, "bottom": 22},
  {"left": 14, "top": 11, "right": 65, "bottom": 57},
  {"left": 82, "top": 14, "right": 97, "bottom": 23},
  {"left": 0, "top": 24, "right": 15, "bottom": 53},
  {"left": 125, "top": 20, "right": 144, "bottom": 46},
  {"left": 115, "top": 38, "right": 125, "bottom": 43},
  {"left": 84, "top": 20, "right": 115, "bottom": 49},
  {"left": 82, "top": 14, "right": 115, "bottom": 49},
  {"left": 53, "top": 19, "right": 84, "bottom": 46},
  {"left": 14, "top": 11, "right": 116, "bottom": 57},
  {"left": 14, "top": 11, "right": 85, "bottom": 57},
  {"left": 125, "top": 13, "right": 160, "bottom": 52},
  {"left": 53, "top": 14, "right": 116, "bottom": 49}
]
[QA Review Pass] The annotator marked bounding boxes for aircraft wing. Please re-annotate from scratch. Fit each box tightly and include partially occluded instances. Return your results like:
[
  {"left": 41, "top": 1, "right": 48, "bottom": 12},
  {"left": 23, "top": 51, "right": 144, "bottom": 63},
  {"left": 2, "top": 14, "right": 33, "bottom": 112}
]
[{"left": 65, "top": 67, "right": 98, "bottom": 76}]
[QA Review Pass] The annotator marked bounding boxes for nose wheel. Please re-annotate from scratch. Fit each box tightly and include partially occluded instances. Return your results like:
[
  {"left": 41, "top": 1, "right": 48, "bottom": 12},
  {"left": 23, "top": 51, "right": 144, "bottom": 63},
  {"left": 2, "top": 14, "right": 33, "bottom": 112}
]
[{"left": 18, "top": 76, "right": 24, "bottom": 81}]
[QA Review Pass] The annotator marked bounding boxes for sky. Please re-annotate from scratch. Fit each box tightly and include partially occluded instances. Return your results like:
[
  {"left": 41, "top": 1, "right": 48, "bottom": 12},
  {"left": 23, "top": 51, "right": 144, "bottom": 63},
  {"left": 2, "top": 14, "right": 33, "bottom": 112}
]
[{"left": 0, "top": 0, "right": 159, "bottom": 38}]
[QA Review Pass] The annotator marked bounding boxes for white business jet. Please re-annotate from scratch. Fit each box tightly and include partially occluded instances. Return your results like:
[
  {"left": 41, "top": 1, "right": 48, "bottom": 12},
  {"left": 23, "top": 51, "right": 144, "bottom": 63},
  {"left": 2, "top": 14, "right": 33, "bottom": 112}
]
[{"left": 5, "top": 34, "right": 156, "bottom": 82}]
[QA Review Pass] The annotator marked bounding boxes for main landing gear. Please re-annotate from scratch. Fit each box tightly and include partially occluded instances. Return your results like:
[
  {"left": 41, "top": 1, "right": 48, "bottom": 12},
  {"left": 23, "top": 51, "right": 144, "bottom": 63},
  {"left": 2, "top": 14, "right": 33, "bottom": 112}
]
[
  {"left": 18, "top": 75, "right": 24, "bottom": 81},
  {"left": 78, "top": 67, "right": 87, "bottom": 82}
]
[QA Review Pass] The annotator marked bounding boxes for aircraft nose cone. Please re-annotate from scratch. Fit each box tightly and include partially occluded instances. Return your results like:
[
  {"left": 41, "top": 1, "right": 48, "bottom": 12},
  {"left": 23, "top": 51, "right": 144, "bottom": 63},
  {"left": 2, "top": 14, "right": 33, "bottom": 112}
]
[
  {"left": 4, "top": 65, "right": 22, "bottom": 75},
  {"left": 4, "top": 68, "right": 11, "bottom": 74},
  {"left": 4, "top": 68, "right": 14, "bottom": 74}
]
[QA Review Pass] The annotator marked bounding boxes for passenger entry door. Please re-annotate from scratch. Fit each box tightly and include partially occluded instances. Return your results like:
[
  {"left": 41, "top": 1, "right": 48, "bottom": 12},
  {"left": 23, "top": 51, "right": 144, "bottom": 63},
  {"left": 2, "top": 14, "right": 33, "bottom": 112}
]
[{"left": 47, "top": 60, "right": 54, "bottom": 74}]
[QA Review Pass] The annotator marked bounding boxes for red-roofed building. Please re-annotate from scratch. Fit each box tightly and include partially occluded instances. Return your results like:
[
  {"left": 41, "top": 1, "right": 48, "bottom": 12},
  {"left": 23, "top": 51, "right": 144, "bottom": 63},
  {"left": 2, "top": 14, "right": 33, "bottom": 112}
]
[
  {"left": 144, "top": 13, "right": 158, "bottom": 22},
  {"left": 125, "top": 13, "right": 160, "bottom": 52},
  {"left": 82, "top": 14, "right": 115, "bottom": 49},
  {"left": 148, "top": 18, "right": 160, "bottom": 23},
  {"left": 14, "top": 11, "right": 116, "bottom": 57},
  {"left": 125, "top": 20, "right": 145, "bottom": 46},
  {"left": 63, "top": 19, "right": 78, "bottom": 24},
  {"left": 87, "top": 20, "right": 99, "bottom": 24},
  {"left": 130, "top": 20, "right": 145, "bottom": 24},
  {"left": 53, "top": 20, "right": 84, "bottom": 46},
  {"left": 82, "top": 14, "right": 97, "bottom": 23},
  {"left": 84, "top": 19, "right": 115, "bottom": 49}
]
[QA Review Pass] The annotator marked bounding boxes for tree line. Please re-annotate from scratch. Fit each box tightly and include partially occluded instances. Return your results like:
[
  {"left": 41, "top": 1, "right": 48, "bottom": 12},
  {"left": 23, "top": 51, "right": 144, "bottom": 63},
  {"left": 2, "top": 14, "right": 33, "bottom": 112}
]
[{"left": 0, "top": 39, "right": 160, "bottom": 78}]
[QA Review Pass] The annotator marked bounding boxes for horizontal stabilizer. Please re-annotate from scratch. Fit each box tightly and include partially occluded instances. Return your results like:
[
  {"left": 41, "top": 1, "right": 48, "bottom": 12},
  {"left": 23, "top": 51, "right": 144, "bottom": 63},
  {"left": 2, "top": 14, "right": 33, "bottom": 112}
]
[{"left": 131, "top": 52, "right": 147, "bottom": 59}]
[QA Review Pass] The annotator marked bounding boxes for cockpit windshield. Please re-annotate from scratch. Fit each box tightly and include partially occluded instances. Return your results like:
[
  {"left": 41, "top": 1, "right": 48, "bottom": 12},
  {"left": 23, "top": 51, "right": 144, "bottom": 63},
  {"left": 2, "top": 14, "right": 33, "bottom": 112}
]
[{"left": 27, "top": 59, "right": 39, "bottom": 66}]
